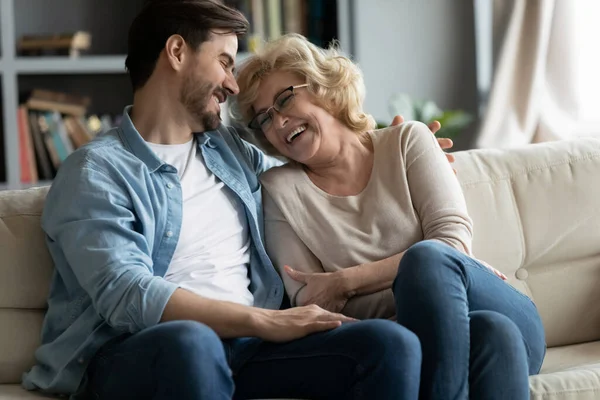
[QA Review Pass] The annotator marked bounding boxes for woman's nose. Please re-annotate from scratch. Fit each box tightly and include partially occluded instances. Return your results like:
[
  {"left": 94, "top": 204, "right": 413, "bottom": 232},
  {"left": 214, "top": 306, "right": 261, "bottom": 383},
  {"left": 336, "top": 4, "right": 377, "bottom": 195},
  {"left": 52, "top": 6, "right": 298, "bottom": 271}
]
[{"left": 272, "top": 111, "right": 288, "bottom": 129}]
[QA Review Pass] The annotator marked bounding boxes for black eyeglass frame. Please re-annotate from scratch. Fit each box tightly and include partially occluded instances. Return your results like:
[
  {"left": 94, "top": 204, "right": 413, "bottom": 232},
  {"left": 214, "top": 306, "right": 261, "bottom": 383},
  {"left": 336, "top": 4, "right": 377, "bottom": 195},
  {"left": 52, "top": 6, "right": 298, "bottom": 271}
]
[{"left": 248, "top": 83, "right": 310, "bottom": 131}]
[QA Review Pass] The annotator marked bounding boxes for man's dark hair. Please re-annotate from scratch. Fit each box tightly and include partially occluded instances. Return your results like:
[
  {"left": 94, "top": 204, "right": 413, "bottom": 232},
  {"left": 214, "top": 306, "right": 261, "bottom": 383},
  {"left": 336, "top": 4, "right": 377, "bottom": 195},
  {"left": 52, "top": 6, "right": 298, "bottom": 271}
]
[{"left": 125, "top": 0, "right": 249, "bottom": 91}]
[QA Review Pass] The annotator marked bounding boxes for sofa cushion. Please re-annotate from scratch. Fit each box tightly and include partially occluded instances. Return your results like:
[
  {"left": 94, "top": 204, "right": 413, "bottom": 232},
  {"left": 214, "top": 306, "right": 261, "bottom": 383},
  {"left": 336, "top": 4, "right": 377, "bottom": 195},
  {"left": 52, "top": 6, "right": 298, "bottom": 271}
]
[
  {"left": 454, "top": 138, "right": 600, "bottom": 347},
  {"left": 0, "top": 187, "right": 51, "bottom": 384},
  {"left": 0, "top": 310, "right": 44, "bottom": 384},
  {"left": 531, "top": 341, "right": 600, "bottom": 400},
  {"left": 0, "top": 187, "right": 52, "bottom": 309}
]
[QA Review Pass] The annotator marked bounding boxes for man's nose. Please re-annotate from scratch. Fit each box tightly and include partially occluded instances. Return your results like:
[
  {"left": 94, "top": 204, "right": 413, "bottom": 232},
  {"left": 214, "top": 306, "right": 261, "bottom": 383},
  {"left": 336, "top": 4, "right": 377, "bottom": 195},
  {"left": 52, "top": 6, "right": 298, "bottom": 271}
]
[{"left": 225, "top": 74, "right": 240, "bottom": 96}]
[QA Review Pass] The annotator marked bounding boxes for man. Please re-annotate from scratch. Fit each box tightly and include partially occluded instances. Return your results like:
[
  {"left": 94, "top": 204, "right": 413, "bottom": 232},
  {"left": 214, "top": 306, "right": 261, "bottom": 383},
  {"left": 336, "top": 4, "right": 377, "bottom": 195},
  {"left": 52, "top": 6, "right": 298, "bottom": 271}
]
[{"left": 23, "top": 1, "right": 451, "bottom": 399}]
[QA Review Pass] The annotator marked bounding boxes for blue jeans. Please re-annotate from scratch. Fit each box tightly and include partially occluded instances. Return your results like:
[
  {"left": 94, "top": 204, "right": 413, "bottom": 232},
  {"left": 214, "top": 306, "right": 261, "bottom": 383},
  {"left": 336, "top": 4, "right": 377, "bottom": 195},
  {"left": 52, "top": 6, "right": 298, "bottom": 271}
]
[
  {"left": 393, "top": 240, "right": 546, "bottom": 400},
  {"left": 80, "top": 319, "right": 422, "bottom": 399}
]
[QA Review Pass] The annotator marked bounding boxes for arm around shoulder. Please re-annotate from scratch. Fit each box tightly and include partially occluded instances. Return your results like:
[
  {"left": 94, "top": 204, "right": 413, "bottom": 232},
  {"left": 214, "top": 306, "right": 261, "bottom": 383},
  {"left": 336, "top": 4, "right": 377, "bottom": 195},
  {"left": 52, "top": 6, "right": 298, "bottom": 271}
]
[
  {"left": 227, "top": 124, "right": 284, "bottom": 175},
  {"left": 44, "top": 158, "right": 276, "bottom": 338}
]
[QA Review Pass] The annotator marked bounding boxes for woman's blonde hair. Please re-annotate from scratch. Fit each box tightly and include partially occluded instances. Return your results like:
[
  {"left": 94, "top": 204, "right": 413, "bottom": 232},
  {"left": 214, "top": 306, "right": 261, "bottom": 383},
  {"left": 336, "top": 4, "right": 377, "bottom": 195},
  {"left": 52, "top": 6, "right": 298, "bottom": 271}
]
[{"left": 233, "top": 33, "right": 375, "bottom": 134}]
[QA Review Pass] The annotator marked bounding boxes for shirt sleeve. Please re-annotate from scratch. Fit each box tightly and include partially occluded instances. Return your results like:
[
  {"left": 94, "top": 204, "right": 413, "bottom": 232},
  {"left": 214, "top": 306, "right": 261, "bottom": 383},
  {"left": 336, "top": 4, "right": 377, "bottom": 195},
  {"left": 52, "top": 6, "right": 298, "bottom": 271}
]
[
  {"left": 42, "top": 162, "right": 179, "bottom": 333},
  {"left": 262, "top": 187, "right": 324, "bottom": 306},
  {"left": 402, "top": 122, "right": 474, "bottom": 254}
]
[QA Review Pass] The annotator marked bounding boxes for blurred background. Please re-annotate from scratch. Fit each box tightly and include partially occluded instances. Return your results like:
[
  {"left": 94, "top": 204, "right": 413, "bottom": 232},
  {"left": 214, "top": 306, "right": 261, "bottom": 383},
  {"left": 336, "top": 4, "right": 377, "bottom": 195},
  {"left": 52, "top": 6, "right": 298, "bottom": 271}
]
[{"left": 0, "top": 0, "right": 598, "bottom": 189}]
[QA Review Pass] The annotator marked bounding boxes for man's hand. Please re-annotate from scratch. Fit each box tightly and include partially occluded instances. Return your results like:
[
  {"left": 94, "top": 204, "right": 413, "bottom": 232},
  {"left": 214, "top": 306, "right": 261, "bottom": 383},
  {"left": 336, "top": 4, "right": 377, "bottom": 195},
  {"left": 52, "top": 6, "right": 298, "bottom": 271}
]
[
  {"left": 391, "top": 115, "right": 456, "bottom": 165},
  {"left": 285, "top": 265, "right": 351, "bottom": 313},
  {"left": 254, "top": 304, "right": 356, "bottom": 342},
  {"left": 163, "top": 287, "right": 355, "bottom": 342}
]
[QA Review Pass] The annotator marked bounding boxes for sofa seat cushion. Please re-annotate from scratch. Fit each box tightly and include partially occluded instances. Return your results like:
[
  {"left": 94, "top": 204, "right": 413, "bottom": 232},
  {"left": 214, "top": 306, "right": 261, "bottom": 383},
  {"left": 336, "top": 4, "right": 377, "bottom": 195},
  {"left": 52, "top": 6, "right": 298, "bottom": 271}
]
[{"left": 531, "top": 341, "right": 600, "bottom": 400}]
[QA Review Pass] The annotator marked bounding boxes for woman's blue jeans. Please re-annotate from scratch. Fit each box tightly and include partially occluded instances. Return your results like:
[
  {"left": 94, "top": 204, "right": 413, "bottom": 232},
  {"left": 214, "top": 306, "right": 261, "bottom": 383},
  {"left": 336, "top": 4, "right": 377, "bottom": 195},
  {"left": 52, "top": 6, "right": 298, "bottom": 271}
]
[{"left": 393, "top": 240, "right": 546, "bottom": 400}]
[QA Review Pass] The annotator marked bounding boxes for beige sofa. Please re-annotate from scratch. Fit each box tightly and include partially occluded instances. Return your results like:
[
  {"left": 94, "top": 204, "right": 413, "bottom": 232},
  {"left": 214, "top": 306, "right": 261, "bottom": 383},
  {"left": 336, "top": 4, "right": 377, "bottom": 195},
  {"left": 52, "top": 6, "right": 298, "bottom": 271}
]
[{"left": 1, "top": 137, "right": 600, "bottom": 400}]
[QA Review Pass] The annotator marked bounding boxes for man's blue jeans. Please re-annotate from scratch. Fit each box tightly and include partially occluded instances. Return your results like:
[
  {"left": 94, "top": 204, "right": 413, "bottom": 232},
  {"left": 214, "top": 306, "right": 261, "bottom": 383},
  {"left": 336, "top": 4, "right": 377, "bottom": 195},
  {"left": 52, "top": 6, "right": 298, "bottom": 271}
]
[
  {"left": 81, "top": 318, "right": 422, "bottom": 399},
  {"left": 393, "top": 240, "right": 546, "bottom": 400}
]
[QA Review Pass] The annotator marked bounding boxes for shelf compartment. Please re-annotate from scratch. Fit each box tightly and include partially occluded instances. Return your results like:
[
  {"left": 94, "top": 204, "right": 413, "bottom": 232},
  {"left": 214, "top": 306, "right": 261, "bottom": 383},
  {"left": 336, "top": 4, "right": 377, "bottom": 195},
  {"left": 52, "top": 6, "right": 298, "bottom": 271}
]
[{"left": 11, "top": 56, "right": 127, "bottom": 75}]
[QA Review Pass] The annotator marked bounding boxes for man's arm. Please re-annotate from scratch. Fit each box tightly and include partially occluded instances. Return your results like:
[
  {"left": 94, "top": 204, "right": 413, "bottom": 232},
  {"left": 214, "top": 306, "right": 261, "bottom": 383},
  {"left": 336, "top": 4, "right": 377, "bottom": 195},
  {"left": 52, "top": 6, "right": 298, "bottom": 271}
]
[
  {"left": 45, "top": 156, "right": 352, "bottom": 342},
  {"left": 43, "top": 164, "right": 178, "bottom": 333},
  {"left": 161, "top": 288, "right": 354, "bottom": 342},
  {"left": 227, "top": 124, "right": 284, "bottom": 175},
  {"left": 228, "top": 117, "right": 453, "bottom": 177}
]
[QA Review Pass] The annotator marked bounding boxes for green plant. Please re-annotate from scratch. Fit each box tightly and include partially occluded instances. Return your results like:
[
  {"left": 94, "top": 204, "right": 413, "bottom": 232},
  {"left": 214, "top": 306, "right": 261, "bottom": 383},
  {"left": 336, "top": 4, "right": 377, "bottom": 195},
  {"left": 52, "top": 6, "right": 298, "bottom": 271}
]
[{"left": 377, "top": 93, "right": 473, "bottom": 139}]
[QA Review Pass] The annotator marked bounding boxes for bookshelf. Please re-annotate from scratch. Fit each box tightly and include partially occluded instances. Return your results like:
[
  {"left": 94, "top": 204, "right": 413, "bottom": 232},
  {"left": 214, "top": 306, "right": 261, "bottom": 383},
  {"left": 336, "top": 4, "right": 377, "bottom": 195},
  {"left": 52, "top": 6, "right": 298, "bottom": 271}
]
[
  {"left": 0, "top": 0, "right": 354, "bottom": 190},
  {"left": 0, "top": 0, "right": 144, "bottom": 189}
]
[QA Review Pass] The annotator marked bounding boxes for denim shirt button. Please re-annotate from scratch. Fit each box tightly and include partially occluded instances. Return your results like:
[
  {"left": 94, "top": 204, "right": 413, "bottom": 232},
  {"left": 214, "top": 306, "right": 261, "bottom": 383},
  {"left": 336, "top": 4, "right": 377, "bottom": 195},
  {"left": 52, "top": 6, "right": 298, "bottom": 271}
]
[
  {"left": 166, "top": 182, "right": 174, "bottom": 189},
  {"left": 165, "top": 230, "right": 173, "bottom": 238}
]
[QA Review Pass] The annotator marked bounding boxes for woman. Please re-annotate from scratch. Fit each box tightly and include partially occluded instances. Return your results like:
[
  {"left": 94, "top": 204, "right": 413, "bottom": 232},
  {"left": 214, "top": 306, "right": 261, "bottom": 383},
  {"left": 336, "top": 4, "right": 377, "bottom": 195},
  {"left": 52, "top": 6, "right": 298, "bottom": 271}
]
[{"left": 234, "top": 33, "right": 546, "bottom": 399}]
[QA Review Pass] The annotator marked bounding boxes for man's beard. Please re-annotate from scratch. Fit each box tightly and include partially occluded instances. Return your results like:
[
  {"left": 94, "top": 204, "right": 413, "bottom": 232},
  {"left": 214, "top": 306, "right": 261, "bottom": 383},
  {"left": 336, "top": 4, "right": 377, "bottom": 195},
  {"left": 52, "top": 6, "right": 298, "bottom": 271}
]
[{"left": 180, "top": 72, "right": 225, "bottom": 132}]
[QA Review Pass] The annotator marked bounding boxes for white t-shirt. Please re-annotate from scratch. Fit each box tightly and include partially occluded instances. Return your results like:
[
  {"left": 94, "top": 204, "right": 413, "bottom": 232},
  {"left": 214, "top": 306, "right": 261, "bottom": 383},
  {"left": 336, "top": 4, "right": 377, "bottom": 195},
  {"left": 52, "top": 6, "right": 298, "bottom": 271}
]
[{"left": 147, "top": 138, "right": 254, "bottom": 306}]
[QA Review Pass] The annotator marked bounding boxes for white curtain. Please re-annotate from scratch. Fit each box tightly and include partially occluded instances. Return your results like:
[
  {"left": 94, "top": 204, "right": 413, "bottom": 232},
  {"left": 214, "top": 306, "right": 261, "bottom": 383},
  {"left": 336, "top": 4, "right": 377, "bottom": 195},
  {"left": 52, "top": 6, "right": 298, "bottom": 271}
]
[{"left": 476, "top": 0, "right": 600, "bottom": 148}]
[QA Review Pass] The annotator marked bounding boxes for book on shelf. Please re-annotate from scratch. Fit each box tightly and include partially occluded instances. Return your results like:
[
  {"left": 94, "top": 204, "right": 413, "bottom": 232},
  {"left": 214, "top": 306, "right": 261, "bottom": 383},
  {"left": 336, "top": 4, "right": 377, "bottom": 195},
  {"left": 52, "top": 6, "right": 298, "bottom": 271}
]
[
  {"left": 17, "top": 89, "right": 121, "bottom": 184},
  {"left": 224, "top": 0, "right": 336, "bottom": 53},
  {"left": 17, "top": 106, "right": 38, "bottom": 184},
  {"left": 25, "top": 89, "right": 91, "bottom": 117},
  {"left": 17, "top": 31, "right": 92, "bottom": 58}
]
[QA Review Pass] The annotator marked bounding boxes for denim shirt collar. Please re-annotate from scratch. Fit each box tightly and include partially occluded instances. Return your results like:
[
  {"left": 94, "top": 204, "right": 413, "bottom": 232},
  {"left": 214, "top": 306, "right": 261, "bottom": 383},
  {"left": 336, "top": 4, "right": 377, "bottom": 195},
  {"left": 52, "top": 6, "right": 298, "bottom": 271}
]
[
  {"left": 118, "top": 106, "right": 165, "bottom": 173},
  {"left": 118, "top": 105, "right": 220, "bottom": 172}
]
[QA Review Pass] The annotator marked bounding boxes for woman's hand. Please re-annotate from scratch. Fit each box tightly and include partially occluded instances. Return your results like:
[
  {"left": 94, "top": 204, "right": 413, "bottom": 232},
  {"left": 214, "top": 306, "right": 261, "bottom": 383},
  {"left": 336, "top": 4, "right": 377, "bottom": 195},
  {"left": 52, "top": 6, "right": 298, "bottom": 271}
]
[
  {"left": 479, "top": 260, "right": 508, "bottom": 280},
  {"left": 285, "top": 265, "right": 352, "bottom": 313}
]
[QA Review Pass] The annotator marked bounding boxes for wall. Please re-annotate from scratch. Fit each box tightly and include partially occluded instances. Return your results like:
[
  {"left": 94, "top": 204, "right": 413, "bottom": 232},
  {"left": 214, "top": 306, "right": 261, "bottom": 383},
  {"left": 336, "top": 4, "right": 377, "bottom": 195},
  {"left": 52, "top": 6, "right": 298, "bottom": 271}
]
[{"left": 353, "top": 0, "right": 479, "bottom": 149}]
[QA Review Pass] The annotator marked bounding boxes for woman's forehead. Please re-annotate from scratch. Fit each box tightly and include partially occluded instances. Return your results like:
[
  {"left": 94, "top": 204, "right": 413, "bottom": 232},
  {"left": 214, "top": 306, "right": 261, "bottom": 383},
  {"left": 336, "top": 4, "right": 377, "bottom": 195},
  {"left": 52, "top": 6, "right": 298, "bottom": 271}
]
[{"left": 255, "top": 71, "right": 302, "bottom": 101}]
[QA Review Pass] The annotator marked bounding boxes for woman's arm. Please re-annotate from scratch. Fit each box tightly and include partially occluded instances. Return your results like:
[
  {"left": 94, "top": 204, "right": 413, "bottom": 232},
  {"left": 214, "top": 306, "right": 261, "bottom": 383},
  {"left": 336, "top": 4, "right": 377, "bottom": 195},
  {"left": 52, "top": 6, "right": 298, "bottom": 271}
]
[
  {"left": 337, "top": 122, "right": 474, "bottom": 297},
  {"left": 337, "top": 252, "right": 404, "bottom": 297},
  {"left": 403, "top": 122, "right": 474, "bottom": 253},
  {"left": 262, "top": 188, "right": 327, "bottom": 306}
]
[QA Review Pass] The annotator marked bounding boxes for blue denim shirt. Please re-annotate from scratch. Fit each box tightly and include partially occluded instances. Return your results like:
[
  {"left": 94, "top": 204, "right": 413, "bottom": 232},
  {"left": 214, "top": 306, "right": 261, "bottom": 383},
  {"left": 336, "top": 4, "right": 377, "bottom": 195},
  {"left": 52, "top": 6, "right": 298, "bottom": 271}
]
[{"left": 22, "top": 106, "right": 284, "bottom": 396}]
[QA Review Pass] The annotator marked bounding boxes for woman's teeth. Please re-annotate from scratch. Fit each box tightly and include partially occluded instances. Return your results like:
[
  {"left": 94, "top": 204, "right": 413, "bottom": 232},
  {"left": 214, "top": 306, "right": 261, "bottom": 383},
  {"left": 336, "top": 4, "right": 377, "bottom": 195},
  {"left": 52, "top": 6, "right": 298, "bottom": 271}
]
[{"left": 286, "top": 125, "right": 307, "bottom": 143}]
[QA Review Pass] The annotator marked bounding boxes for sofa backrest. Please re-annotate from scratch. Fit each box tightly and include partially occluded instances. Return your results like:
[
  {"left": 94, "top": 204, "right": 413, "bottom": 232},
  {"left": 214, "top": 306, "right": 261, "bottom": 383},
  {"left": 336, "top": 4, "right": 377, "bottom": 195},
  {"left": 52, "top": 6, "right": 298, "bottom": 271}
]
[
  {"left": 454, "top": 137, "right": 600, "bottom": 348},
  {"left": 1, "top": 137, "right": 599, "bottom": 384},
  {"left": 0, "top": 186, "right": 51, "bottom": 384}
]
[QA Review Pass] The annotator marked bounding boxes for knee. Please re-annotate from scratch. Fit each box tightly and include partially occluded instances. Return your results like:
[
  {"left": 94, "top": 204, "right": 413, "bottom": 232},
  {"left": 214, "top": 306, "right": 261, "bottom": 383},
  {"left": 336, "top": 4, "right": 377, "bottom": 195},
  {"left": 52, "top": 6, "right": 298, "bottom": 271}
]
[
  {"left": 400, "top": 241, "right": 451, "bottom": 270},
  {"left": 357, "top": 320, "right": 422, "bottom": 366},
  {"left": 394, "top": 240, "right": 455, "bottom": 291},
  {"left": 470, "top": 311, "right": 525, "bottom": 358},
  {"left": 154, "top": 321, "right": 225, "bottom": 365}
]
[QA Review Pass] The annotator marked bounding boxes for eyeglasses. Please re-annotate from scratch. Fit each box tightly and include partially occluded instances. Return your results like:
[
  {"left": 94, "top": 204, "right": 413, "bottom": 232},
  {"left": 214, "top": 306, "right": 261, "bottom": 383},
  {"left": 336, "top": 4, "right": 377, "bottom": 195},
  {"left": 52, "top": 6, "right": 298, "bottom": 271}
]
[{"left": 248, "top": 84, "right": 309, "bottom": 131}]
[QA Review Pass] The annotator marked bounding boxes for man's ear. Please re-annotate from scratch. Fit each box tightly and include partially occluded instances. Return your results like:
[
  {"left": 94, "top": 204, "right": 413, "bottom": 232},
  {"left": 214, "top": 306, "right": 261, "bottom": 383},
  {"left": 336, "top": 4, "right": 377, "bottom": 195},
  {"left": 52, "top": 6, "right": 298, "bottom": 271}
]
[{"left": 164, "top": 34, "right": 187, "bottom": 72}]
